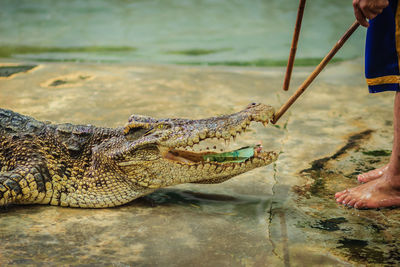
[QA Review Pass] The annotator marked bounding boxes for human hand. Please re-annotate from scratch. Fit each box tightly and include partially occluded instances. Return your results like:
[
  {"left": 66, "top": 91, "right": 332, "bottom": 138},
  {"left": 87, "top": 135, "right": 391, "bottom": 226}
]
[{"left": 353, "top": 0, "right": 389, "bottom": 27}]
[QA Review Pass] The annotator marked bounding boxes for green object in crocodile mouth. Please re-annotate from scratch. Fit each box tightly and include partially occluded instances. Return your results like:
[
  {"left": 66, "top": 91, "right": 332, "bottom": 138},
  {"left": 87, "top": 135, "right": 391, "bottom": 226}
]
[{"left": 203, "top": 146, "right": 256, "bottom": 163}]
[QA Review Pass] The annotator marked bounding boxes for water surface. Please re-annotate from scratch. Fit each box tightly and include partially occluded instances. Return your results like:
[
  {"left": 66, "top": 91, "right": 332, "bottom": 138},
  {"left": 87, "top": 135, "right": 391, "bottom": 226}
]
[{"left": 0, "top": 0, "right": 365, "bottom": 65}]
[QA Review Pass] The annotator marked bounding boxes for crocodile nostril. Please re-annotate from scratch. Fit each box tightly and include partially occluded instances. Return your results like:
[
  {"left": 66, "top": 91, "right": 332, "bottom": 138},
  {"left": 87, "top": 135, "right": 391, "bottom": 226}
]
[{"left": 247, "top": 103, "right": 257, "bottom": 108}]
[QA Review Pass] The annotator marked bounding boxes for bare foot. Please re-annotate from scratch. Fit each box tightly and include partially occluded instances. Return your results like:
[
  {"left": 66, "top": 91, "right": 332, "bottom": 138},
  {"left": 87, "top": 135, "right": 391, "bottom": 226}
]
[
  {"left": 357, "top": 164, "right": 388, "bottom": 183},
  {"left": 335, "top": 173, "right": 400, "bottom": 209}
]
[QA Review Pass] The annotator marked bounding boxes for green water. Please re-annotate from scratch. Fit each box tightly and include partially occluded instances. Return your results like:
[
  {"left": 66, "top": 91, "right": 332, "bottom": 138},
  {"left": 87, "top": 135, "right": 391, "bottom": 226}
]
[{"left": 0, "top": 0, "right": 365, "bottom": 65}]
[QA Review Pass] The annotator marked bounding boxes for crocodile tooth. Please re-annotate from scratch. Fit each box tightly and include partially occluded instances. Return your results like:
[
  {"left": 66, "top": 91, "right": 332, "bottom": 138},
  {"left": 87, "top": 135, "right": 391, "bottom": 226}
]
[
  {"left": 225, "top": 166, "right": 233, "bottom": 172},
  {"left": 199, "top": 131, "right": 207, "bottom": 139},
  {"left": 253, "top": 158, "right": 262, "bottom": 164},
  {"left": 189, "top": 165, "right": 196, "bottom": 171},
  {"left": 215, "top": 166, "right": 222, "bottom": 173},
  {"left": 179, "top": 141, "right": 187, "bottom": 147},
  {"left": 192, "top": 144, "right": 198, "bottom": 151},
  {"left": 215, "top": 131, "right": 222, "bottom": 138},
  {"left": 222, "top": 131, "right": 230, "bottom": 139}
]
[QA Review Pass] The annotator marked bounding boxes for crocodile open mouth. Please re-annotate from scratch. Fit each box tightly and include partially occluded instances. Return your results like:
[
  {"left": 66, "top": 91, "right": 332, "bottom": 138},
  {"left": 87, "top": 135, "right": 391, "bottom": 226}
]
[
  {"left": 160, "top": 143, "right": 269, "bottom": 165},
  {"left": 124, "top": 103, "right": 278, "bottom": 167}
]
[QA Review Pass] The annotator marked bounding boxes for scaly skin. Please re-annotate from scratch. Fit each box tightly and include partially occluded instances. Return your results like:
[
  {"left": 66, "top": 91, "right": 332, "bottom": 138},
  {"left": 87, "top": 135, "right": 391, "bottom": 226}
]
[{"left": 0, "top": 103, "right": 278, "bottom": 208}]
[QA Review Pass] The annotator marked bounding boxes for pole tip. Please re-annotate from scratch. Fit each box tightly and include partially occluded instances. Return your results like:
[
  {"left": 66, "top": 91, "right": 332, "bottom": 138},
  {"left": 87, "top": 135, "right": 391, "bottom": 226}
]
[{"left": 271, "top": 113, "right": 277, "bottom": 124}]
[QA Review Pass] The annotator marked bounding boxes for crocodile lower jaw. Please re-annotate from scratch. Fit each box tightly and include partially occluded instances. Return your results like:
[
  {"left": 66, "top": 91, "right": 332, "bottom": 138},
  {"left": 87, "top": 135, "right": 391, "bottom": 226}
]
[{"left": 159, "top": 145, "right": 275, "bottom": 166}]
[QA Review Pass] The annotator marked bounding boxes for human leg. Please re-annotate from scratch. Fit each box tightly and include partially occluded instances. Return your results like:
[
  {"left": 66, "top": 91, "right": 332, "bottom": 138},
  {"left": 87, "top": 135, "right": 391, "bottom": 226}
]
[{"left": 335, "top": 91, "right": 400, "bottom": 209}]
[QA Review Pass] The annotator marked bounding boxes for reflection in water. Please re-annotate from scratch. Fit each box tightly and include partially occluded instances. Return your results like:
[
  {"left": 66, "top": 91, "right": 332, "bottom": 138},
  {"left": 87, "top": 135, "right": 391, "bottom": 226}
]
[
  {"left": 141, "top": 189, "right": 271, "bottom": 219},
  {"left": 147, "top": 189, "right": 240, "bottom": 205}
]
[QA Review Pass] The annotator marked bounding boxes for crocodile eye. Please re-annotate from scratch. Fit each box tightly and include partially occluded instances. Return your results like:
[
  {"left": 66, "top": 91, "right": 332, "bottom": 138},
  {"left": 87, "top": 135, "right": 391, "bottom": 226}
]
[{"left": 156, "top": 123, "right": 171, "bottom": 130}]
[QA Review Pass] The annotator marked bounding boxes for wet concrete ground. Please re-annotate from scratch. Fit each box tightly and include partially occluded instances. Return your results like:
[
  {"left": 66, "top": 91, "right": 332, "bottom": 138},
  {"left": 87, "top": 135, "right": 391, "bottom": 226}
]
[{"left": 0, "top": 60, "right": 399, "bottom": 266}]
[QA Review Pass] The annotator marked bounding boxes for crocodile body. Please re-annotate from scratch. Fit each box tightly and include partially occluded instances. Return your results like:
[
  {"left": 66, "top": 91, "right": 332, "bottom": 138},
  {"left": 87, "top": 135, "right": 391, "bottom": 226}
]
[{"left": 0, "top": 103, "right": 278, "bottom": 208}]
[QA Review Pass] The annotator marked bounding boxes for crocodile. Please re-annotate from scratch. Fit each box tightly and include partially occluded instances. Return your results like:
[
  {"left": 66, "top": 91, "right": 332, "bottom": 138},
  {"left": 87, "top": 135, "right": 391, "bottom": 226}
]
[{"left": 0, "top": 103, "right": 278, "bottom": 208}]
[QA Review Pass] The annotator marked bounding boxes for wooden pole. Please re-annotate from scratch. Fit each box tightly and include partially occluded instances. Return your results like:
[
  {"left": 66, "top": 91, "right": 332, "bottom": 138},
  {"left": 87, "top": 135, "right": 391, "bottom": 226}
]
[
  {"left": 272, "top": 20, "right": 360, "bottom": 124},
  {"left": 282, "top": 0, "right": 307, "bottom": 91}
]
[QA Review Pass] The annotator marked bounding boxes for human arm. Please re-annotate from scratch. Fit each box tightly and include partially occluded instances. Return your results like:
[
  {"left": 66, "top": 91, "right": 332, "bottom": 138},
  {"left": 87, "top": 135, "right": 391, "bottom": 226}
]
[{"left": 353, "top": 0, "right": 389, "bottom": 27}]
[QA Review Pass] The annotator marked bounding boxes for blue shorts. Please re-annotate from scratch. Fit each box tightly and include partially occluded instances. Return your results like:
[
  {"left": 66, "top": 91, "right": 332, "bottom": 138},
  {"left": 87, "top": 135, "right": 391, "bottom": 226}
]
[{"left": 365, "top": 0, "right": 400, "bottom": 93}]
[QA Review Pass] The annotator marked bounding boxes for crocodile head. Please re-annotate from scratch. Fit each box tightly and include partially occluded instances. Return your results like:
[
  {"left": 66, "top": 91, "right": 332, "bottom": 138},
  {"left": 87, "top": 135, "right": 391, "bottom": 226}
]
[{"left": 94, "top": 103, "right": 278, "bottom": 191}]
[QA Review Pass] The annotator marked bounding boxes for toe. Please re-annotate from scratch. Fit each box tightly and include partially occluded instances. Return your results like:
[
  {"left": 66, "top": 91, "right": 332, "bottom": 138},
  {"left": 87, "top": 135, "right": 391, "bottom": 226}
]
[
  {"left": 336, "top": 195, "right": 346, "bottom": 203},
  {"left": 335, "top": 189, "right": 348, "bottom": 199},
  {"left": 354, "top": 200, "right": 365, "bottom": 209},
  {"left": 347, "top": 199, "right": 357, "bottom": 207},
  {"left": 357, "top": 174, "right": 366, "bottom": 182},
  {"left": 342, "top": 195, "right": 353, "bottom": 205},
  {"left": 335, "top": 191, "right": 349, "bottom": 202}
]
